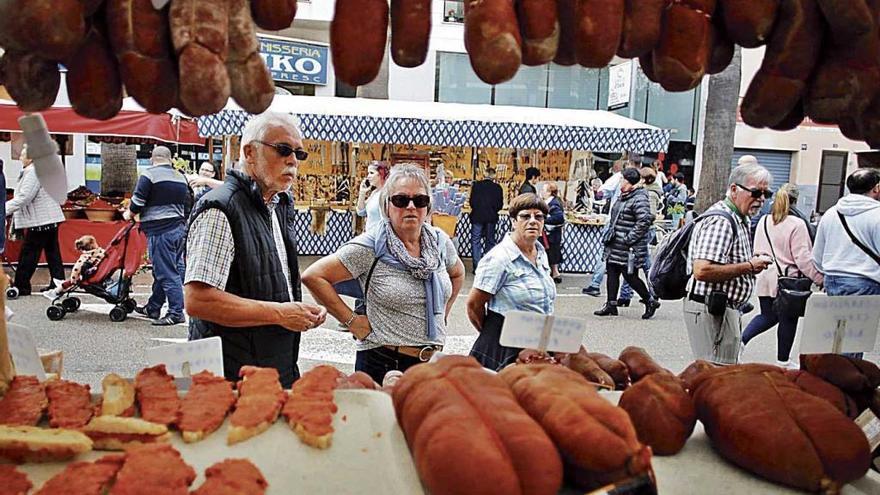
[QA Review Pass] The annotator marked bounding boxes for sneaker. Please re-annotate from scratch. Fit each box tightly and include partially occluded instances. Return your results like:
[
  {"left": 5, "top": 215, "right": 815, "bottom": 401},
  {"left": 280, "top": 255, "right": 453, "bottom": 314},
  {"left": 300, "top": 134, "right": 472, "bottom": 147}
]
[
  {"left": 134, "top": 306, "right": 160, "bottom": 320},
  {"left": 41, "top": 289, "right": 59, "bottom": 301},
  {"left": 776, "top": 359, "right": 799, "bottom": 370},
  {"left": 582, "top": 286, "right": 601, "bottom": 297},
  {"left": 152, "top": 314, "right": 186, "bottom": 326}
]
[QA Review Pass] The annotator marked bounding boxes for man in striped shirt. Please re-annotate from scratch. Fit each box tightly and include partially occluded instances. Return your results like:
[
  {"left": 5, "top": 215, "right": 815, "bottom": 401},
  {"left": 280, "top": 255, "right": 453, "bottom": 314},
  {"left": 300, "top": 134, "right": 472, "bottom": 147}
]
[{"left": 124, "top": 146, "right": 192, "bottom": 326}]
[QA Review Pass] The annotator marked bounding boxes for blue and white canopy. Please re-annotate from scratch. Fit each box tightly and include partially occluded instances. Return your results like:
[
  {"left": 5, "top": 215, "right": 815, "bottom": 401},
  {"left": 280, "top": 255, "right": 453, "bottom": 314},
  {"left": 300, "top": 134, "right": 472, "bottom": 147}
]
[{"left": 197, "top": 95, "right": 670, "bottom": 152}]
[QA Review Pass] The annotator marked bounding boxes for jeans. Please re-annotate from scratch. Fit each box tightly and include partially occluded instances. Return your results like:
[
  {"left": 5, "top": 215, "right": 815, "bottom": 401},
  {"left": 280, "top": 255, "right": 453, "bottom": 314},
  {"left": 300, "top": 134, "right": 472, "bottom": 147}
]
[
  {"left": 823, "top": 275, "right": 880, "bottom": 359},
  {"left": 471, "top": 221, "right": 497, "bottom": 270},
  {"left": 14, "top": 225, "right": 65, "bottom": 294},
  {"left": 146, "top": 225, "right": 186, "bottom": 318},
  {"left": 620, "top": 228, "right": 656, "bottom": 301},
  {"left": 355, "top": 346, "right": 422, "bottom": 384},
  {"left": 742, "top": 296, "right": 799, "bottom": 361}
]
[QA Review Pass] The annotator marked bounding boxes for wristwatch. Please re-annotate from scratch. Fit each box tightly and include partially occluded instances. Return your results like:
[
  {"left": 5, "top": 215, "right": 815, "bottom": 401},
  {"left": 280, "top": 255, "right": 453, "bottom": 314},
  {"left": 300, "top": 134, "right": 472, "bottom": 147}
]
[{"left": 342, "top": 312, "right": 357, "bottom": 328}]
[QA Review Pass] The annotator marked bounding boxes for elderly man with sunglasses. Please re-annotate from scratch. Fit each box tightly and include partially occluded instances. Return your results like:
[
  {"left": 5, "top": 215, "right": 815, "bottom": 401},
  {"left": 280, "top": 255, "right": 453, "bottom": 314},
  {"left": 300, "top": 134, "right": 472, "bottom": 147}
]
[
  {"left": 184, "top": 112, "right": 327, "bottom": 388},
  {"left": 684, "top": 162, "right": 773, "bottom": 365}
]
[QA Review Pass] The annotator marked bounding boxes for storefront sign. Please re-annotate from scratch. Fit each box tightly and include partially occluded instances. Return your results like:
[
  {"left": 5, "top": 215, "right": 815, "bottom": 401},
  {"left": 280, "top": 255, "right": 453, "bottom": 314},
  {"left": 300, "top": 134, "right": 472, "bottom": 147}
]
[
  {"left": 258, "top": 36, "right": 328, "bottom": 86},
  {"left": 607, "top": 61, "right": 632, "bottom": 110}
]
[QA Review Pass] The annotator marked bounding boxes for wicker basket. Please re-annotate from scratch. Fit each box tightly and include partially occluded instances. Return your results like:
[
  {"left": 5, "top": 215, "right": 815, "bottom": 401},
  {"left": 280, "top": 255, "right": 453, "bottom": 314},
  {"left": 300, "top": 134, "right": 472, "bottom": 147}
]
[
  {"left": 84, "top": 209, "right": 118, "bottom": 222},
  {"left": 431, "top": 213, "right": 458, "bottom": 238}
]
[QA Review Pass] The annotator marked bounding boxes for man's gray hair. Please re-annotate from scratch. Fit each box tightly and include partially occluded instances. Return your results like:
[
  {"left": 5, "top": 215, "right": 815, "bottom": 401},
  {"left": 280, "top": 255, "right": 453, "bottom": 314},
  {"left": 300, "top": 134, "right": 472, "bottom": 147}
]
[
  {"left": 727, "top": 163, "right": 773, "bottom": 190},
  {"left": 238, "top": 111, "right": 303, "bottom": 168},
  {"left": 379, "top": 163, "right": 433, "bottom": 219}
]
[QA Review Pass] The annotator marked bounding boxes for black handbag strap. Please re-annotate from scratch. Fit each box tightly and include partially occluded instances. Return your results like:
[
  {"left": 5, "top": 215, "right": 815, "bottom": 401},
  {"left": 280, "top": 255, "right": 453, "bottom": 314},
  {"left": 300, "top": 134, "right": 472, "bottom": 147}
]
[
  {"left": 761, "top": 217, "right": 796, "bottom": 277},
  {"left": 837, "top": 211, "right": 880, "bottom": 266}
]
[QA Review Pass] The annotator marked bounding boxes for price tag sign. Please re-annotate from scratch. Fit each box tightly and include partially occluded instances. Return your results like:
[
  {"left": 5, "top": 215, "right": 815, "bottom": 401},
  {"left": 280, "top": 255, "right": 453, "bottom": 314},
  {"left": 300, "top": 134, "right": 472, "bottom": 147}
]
[
  {"left": 146, "top": 337, "right": 223, "bottom": 378},
  {"left": 499, "top": 310, "right": 585, "bottom": 354},
  {"left": 856, "top": 409, "right": 880, "bottom": 451},
  {"left": 801, "top": 294, "right": 880, "bottom": 354},
  {"left": 6, "top": 324, "right": 46, "bottom": 380}
]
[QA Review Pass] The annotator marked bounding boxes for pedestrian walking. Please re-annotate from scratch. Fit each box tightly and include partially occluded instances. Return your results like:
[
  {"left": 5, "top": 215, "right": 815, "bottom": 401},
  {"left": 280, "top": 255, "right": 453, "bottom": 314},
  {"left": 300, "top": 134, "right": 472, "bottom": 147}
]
[
  {"left": 125, "top": 146, "right": 191, "bottom": 326},
  {"left": 742, "top": 184, "right": 823, "bottom": 368},
  {"left": 617, "top": 167, "right": 662, "bottom": 305},
  {"left": 519, "top": 167, "right": 540, "bottom": 195},
  {"left": 5, "top": 145, "right": 65, "bottom": 296},
  {"left": 356, "top": 161, "right": 389, "bottom": 233},
  {"left": 541, "top": 182, "right": 565, "bottom": 283},
  {"left": 468, "top": 193, "right": 556, "bottom": 370},
  {"left": 594, "top": 168, "right": 660, "bottom": 319}
]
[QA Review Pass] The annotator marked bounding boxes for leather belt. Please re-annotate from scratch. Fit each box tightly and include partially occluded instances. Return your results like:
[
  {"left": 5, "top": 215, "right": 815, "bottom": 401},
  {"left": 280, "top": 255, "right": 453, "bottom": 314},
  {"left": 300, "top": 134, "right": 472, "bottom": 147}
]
[
  {"left": 383, "top": 345, "right": 443, "bottom": 362},
  {"left": 688, "top": 293, "right": 706, "bottom": 304}
]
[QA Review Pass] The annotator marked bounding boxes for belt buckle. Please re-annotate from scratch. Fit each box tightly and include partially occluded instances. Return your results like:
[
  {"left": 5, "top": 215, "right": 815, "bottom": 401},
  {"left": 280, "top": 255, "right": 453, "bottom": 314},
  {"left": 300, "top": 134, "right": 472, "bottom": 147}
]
[{"left": 418, "top": 346, "right": 437, "bottom": 362}]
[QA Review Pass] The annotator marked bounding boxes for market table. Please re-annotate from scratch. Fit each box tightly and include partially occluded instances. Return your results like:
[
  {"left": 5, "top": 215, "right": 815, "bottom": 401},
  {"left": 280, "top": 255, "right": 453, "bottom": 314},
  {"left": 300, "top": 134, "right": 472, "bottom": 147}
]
[{"left": 3, "top": 219, "right": 129, "bottom": 264}]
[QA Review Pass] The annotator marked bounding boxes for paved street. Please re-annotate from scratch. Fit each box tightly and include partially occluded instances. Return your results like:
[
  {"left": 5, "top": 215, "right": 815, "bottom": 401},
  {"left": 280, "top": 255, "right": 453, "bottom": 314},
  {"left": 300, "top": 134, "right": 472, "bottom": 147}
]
[{"left": 8, "top": 258, "right": 880, "bottom": 388}]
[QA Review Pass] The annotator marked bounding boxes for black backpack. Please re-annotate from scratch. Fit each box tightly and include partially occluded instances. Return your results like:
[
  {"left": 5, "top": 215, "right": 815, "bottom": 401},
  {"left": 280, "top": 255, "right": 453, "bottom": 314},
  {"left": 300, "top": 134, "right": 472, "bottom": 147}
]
[{"left": 649, "top": 210, "right": 736, "bottom": 300}]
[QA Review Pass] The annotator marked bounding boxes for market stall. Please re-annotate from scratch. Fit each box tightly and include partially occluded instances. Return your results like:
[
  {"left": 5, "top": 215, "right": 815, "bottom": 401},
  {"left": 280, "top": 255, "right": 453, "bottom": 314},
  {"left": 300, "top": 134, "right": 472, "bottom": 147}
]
[{"left": 198, "top": 95, "right": 671, "bottom": 272}]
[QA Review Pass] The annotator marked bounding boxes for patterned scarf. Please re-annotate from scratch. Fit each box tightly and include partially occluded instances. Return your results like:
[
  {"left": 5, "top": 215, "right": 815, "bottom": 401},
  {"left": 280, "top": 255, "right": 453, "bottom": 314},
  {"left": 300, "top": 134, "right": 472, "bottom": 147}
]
[{"left": 383, "top": 222, "right": 442, "bottom": 280}]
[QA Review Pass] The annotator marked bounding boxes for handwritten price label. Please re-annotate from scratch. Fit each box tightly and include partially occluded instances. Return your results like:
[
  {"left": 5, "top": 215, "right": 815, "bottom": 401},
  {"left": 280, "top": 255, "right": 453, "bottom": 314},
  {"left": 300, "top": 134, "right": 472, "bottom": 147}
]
[
  {"left": 500, "top": 311, "right": 585, "bottom": 354},
  {"left": 801, "top": 294, "right": 880, "bottom": 354},
  {"left": 146, "top": 337, "right": 223, "bottom": 378}
]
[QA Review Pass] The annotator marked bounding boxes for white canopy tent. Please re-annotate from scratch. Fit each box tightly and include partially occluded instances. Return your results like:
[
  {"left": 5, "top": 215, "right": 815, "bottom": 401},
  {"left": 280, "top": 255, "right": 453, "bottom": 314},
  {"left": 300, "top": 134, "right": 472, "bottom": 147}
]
[{"left": 197, "top": 95, "right": 670, "bottom": 153}]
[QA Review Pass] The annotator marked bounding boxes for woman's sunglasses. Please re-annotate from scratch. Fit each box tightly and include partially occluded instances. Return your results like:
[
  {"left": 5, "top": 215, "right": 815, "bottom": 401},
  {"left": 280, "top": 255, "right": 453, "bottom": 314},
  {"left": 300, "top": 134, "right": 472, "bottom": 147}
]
[
  {"left": 254, "top": 140, "right": 309, "bottom": 161},
  {"left": 390, "top": 194, "right": 430, "bottom": 208},
  {"left": 736, "top": 183, "right": 773, "bottom": 199}
]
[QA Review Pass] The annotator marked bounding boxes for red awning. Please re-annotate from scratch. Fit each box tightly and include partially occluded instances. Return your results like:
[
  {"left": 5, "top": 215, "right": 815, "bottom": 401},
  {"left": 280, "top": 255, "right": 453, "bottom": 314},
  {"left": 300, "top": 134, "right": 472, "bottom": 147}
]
[{"left": 0, "top": 103, "right": 204, "bottom": 146}]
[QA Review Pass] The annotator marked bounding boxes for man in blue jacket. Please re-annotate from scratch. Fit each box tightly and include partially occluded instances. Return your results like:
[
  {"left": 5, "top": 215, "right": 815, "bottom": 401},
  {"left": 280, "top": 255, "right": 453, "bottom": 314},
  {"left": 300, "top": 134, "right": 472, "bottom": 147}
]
[
  {"left": 125, "top": 146, "right": 191, "bottom": 326},
  {"left": 469, "top": 167, "right": 503, "bottom": 271}
]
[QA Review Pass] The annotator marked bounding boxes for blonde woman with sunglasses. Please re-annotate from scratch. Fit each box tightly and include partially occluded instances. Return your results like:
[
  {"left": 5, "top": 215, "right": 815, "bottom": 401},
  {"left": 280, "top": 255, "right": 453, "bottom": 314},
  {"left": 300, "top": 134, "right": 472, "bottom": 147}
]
[{"left": 303, "top": 164, "right": 465, "bottom": 383}]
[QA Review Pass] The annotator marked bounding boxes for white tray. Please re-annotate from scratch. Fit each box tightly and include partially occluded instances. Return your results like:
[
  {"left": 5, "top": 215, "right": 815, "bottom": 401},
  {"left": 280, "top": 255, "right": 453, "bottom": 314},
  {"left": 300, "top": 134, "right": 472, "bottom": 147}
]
[{"left": 16, "top": 389, "right": 425, "bottom": 494}]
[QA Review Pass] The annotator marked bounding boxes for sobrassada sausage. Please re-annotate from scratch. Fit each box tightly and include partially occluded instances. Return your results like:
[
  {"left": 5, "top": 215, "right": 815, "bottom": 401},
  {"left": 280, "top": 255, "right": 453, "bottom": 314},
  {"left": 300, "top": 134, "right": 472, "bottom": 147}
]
[
  {"left": 390, "top": 0, "right": 431, "bottom": 68},
  {"left": 65, "top": 28, "right": 124, "bottom": 120},
  {"left": 553, "top": 0, "right": 577, "bottom": 65},
  {"left": 618, "top": 346, "right": 671, "bottom": 383},
  {"left": 170, "top": 0, "right": 231, "bottom": 116},
  {"left": 574, "top": 0, "right": 624, "bottom": 68},
  {"left": 227, "top": 0, "right": 275, "bottom": 114},
  {"left": 331, "top": 0, "right": 389, "bottom": 86},
  {"left": 768, "top": 100, "right": 805, "bottom": 131},
  {"left": 251, "top": 0, "right": 297, "bottom": 31},
  {"left": 617, "top": 0, "right": 665, "bottom": 58},
  {"left": 815, "top": 0, "right": 874, "bottom": 44},
  {"left": 718, "top": 0, "right": 779, "bottom": 48},
  {"left": 740, "top": 0, "right": 823, "bottom": 128},
  {"left": 516, "top": 0, "right": 559, "bottom": 66},
  {"left": 0, "top": 51, "right": 60, "bottom": 112},
  {"left": 707, "top": 20, "right": 734, "bottom": 74},
  {"left": 79, "top": 0, "right": 105, "bottom": 16},
  {"left": 106, "top": 0, "right": 179, "bottom": 114},
  {"left": 463, "top": 0, "right": 522, "bottom": 84},
  {"left": 653, "top": 0, "right": 716, "bottom": 92},
  {"left": 0, "top": 0, "right": 87, "bottom": 61}
]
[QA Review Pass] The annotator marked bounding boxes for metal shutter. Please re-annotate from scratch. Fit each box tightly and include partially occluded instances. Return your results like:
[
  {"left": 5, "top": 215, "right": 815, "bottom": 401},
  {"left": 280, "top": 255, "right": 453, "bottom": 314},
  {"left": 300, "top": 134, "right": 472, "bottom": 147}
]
[{"left": 731, "top": 149, "right": 792, "bottom": 188}]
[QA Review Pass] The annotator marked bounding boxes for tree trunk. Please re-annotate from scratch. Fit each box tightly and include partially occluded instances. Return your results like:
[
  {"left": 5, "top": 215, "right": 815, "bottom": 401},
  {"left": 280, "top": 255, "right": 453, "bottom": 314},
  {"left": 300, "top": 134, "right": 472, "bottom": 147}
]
[{"left": 696, "top": 47, "right": 742, "bottom": 213}]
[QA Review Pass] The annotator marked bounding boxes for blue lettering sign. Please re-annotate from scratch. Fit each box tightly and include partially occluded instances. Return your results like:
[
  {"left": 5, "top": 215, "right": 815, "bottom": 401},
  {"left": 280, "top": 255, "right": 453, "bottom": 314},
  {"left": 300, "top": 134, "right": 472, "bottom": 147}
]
[{"left": 258, "top": 36, "right": 328, "bottom": 86}]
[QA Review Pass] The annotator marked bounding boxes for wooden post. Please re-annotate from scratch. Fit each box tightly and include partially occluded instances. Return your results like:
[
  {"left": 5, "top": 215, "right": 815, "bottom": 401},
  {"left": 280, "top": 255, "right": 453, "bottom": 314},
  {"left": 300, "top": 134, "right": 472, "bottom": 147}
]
[{"left": 0, "top": 275, "right": 14, "bottom": 394}]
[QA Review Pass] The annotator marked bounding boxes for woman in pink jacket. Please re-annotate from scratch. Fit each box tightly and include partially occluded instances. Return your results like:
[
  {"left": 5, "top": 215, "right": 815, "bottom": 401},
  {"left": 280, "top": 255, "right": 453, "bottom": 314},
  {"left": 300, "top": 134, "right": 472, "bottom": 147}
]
[{"left": 742, "top": 184, "right": 823, "bottom": 368}]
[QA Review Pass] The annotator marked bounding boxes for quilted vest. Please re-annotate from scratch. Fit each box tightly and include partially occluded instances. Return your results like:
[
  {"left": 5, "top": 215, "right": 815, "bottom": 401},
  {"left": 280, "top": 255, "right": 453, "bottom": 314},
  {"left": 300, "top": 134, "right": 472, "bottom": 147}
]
[{"left": 187, "top": 170, "right": 302, "bottom": 388}]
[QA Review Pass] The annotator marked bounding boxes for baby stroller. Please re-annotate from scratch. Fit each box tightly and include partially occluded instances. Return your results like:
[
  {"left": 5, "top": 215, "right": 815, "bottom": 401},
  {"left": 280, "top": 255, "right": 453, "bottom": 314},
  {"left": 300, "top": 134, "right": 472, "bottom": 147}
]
[{"left": 46, "top": 222, "right": 148, "bottom": 322}]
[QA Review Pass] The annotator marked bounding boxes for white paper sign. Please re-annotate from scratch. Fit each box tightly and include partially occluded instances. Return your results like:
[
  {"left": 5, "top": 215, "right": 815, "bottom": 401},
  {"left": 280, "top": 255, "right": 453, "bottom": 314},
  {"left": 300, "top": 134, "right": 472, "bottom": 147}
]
[
  {"left": 151, "top": 0, "right": 171, "bottom": 9},
  {"left": 607, "top": 61, "right": 632, "bottom": 109},
  {"left": 146, "top": 337, "right": 223, "bottom": 378},
  {"left": 499, "top": 310, "right": 585, "bottom": 353},
  {"left": 6, "top": 324, "right": 46, "bottom": 380},
  {"left": 800, "top": 294, "right": 880, "bottom": 353}
]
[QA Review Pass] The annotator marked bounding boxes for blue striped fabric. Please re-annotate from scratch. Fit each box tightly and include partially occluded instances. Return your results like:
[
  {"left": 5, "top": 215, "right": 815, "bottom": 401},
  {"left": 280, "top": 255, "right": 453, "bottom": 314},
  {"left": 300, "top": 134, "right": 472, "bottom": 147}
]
[{"left": 130, "top": 164, "right": 190, "bottom": 235}]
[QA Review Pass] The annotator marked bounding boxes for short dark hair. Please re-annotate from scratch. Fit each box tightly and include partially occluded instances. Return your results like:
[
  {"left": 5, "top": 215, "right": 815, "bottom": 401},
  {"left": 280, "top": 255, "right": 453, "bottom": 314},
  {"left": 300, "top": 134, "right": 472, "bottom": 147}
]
[
  {"left": 846, "top": 168, "right": 880, "bottom": 195},
  {"left": 622, "top": 168, "right": 641, "bottom": 185},
  {"left": 508, "top": 193, "right": 549, "bottom": 218},
  {"left": 674, "top": 172, "right": 685, "bottom": 182},
  {"left": 525, "top": 167, "right": 541, "bottom": 181}
]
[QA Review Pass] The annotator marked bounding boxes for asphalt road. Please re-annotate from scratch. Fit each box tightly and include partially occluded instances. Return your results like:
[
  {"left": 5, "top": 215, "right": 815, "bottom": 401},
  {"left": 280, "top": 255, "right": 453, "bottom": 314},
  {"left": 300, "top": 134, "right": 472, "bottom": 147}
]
[{"left": 8, "top": 258, "right": 879, "bottom": 388}]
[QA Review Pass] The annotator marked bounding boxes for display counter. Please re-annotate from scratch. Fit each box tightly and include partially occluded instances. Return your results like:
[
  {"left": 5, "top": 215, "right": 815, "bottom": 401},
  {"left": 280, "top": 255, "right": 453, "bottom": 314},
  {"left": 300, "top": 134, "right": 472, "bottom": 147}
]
[{"left": 3, "top": 219, "right": 129, "bottom": 264}]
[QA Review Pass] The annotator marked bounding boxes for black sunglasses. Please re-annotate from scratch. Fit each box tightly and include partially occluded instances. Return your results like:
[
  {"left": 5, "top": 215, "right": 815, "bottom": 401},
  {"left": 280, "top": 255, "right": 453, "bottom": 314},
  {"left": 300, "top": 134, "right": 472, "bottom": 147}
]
[
  {"left": 254, "top": 140, "right": 308, "bottom": 161},
  {"left": 390, "top": 194, "right": 430, "bottom": 209},
  {"left": 736, "top": 183, "right": 772, "bottom": 199}
]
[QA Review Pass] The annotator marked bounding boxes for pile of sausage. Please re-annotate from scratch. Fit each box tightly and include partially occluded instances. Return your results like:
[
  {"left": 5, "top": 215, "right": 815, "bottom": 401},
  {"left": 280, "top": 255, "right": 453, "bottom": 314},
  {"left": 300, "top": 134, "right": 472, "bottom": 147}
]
[{"left": 0, "top": 0, "right": 295, "bottom": 119}]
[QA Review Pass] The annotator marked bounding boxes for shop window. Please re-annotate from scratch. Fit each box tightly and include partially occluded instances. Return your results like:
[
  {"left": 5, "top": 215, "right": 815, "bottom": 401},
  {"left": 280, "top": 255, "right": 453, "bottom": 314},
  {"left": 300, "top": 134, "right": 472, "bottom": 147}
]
[
  {"left": 276, "top": 82, "right": 316, "bottom": 96},
  {"left": 494, "top": 65, "right": 549, "bottom": 108},
  {"left": 443, "top": 1, "right": 465, "bottom": 23},
  {"left": 547, "top": 65, "right": 602, "bottom": 110},
  {"left": 817, "top": 150, "right": 848, "bottom": 213},
  {"left": 435, "top": 52, "right": 492, "bottom": 104}
]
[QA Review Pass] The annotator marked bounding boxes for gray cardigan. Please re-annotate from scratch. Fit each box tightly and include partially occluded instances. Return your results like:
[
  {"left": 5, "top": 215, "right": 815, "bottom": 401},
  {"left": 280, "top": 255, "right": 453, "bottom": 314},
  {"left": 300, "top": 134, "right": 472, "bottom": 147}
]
[{"left": 5, "top": 166, "right": 65, "bottom": 229}]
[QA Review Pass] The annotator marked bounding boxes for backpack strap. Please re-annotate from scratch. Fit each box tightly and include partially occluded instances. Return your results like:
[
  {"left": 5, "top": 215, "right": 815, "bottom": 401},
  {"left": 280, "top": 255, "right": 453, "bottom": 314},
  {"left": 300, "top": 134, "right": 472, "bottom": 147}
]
[{"left": 837, "top": 211, "right": 880, "bottom": 266}]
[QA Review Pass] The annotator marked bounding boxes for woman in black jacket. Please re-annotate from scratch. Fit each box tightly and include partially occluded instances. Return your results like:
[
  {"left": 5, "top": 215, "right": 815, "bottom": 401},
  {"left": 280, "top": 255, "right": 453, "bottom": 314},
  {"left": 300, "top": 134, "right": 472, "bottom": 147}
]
[
  {"left": 519, "top": 167, "right": 540, "bottom": 195},
  {"left": 541, "top": 182, "right": 565, "bottom": 283},
  {"left": 595, "top": 168, "right": 660, "bottom": 319}
]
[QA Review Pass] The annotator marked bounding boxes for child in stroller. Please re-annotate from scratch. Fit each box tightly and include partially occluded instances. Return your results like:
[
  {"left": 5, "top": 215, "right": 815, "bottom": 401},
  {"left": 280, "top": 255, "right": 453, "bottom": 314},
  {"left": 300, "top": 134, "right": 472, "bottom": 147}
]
[
  {"left": 45, "top": 222, "right": 147, "bottom": 322},
  {"left": 42, "top": 235, "right": 105, "bottom": 300}
]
